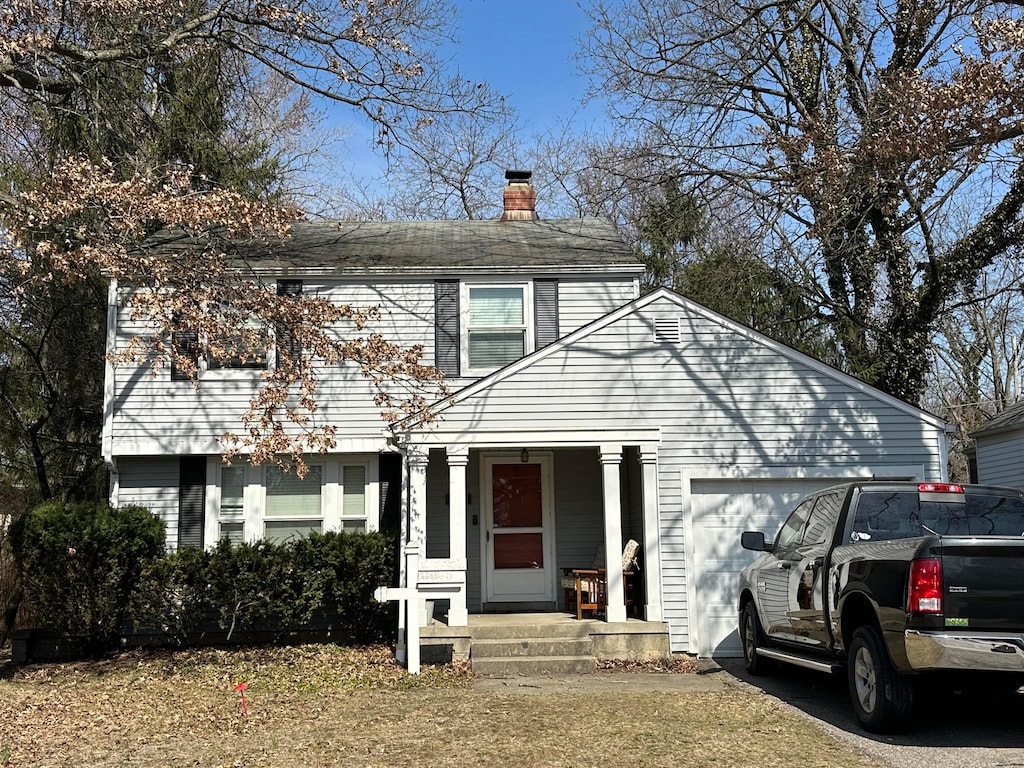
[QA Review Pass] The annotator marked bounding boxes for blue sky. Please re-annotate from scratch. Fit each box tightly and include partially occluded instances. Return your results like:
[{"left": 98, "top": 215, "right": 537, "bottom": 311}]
[
  {"left": 334, "top": 0, "right": 601, "bottom": 188},
  {"left": 450, "top": 0, "right": 598, "bottom": 127}
]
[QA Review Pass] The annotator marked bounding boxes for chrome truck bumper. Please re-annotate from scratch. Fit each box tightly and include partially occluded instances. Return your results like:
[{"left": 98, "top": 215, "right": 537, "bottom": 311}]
[{"left": 905, "top": 630, "right": 1024, "bottom": 672}]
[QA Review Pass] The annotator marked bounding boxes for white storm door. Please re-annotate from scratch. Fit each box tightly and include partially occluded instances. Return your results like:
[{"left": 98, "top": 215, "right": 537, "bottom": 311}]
[{"left": 483, "top": 453, "right": 554, "bottom": 603}]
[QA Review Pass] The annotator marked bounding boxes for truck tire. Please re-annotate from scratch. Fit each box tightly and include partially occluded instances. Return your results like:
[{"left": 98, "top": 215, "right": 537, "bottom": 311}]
[
  {"left": 847, "top": 624, "right": 915, "bottom": 733},
  {"left": 741, "top": 602, "right": 772, "bottom": 675}
]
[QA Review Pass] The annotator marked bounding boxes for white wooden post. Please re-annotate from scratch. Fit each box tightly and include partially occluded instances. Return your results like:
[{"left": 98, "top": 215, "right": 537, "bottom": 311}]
[
  {"left": 395, "top": 449, "right": 409, "bottom": 664},
  {"left": 446, "top": 447, "right": 469, "bottom": 626},
  {"left": 600, "top": 445, "right": 626, "bottom": 622},
  {"left": 407, "top": 447, "right": 430, "bottom": 627},
  {"left": 406, "top": 545, "right": 421, "bottom": 674},
  {"left": 639, "top": 446, "right": 664, "bottom": 622},
  {"left": 375, "top": 545, "right": 463, "bottom": 675}
]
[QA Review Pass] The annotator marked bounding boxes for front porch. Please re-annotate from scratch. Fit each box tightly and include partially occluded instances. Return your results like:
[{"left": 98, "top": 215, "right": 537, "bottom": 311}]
[
  {"left": 419, "top": 612, "right": 672, "bottom": 675},
  {"left": 405, "top": 437, "right": 664, "bottom": 623}
]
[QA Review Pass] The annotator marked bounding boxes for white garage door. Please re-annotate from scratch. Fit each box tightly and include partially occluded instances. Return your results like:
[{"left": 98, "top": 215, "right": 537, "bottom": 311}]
[{"left": 689, "top": 477, "right": 851, "bottom": 658}]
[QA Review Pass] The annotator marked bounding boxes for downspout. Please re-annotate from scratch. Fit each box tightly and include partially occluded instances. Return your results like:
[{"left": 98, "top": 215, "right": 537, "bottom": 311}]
[
  {"left": 941, "top": 421, "right": 957, "bottom": 483},
  {"left": 103, "top": 278, "right": 119, "bottom": 506}
]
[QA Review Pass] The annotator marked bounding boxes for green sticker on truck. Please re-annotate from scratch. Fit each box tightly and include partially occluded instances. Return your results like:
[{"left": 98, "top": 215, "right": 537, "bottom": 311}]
[{"left": 945, "top": 617, "right": 969, "bottom": 627}]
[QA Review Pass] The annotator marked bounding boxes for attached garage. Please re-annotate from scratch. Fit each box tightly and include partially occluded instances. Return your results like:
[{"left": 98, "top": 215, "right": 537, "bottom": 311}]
[
  {"left": 682, "top": 470, "right": 924, "bottom": 657},
  {"left": 396, "top": 288, "right": 952, "bottom": 657}
]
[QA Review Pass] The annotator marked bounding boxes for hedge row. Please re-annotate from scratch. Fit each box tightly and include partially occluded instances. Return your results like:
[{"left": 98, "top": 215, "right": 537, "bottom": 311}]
[{"left": 11, "top": 501, "right": 398, "bottom": 657}]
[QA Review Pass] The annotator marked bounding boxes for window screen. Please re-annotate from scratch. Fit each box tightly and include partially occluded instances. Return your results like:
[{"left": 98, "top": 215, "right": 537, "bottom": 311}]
[
  {"left": 468, "top": 286, "right": 526, "bottom": 369},
  {"left": 265, "top": 466, "right": 322, "bottom": 518},
  {"left": 343, "top": 465, "right": 366, "bottom": 518},
  {"left": 216, "top": 466, "right": 246, "bottom": 544},
  {"left": 209, "top": 313, "right": 268, "bottom": 369},
  {"left": 264, "top": 466, "right": 323, "bottom": 542}
]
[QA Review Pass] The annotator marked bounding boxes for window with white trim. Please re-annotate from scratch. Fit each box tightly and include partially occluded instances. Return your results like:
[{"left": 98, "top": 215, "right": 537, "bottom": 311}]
[
  {"left": 218, "top": 466, "right": 246, "bottom": 544},
  {"left": 209, "top": 312, "right": 269, "bottom": 369},
  {"left": 208, "top": 457, "right": 377, "bottom": 546},
  {"left": 463, "top": 283, "right": 531, "bottom": 372},
  {"left": 264, "top": 465, "right": 323, "bottom": 543},
  {"left": 341, "top": 464, "right": 368, "bottom": 532}
]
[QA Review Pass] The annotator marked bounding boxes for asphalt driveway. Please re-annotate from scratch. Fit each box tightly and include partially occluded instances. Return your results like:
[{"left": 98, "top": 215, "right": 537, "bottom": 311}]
[{"left": 715, "top": 657, "right": 1024, "bottom": 768}]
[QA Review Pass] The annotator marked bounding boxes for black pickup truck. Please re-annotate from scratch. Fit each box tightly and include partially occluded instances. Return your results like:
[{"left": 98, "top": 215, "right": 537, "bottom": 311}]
[{"left": 738, "top": 481, "right": 1024, "bottom": 732}]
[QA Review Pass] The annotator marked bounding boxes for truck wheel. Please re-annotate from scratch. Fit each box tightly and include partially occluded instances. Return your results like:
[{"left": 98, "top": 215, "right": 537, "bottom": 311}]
[
  {"left": 741, "top": 602, "right": 772, "bottom": 675},
  {"left": 847, "top": 625, "right": 915, "bottom": 733}
]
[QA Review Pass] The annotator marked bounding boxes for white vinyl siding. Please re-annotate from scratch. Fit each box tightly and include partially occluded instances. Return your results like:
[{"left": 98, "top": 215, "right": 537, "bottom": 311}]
[
  {"left": 556, "top": 277, "right": 637, "bottom": 335},
  {"left": 109, "top": 281, "right": 436, "bottom": 455},
  {"left": 112, "top": 457, "right": 181, "bottom": 549},
  {"left": 106, "top": 275, "right": 639, "bottom": 457},
  {"left": 975, "top": 430, "right": 1024, "bottom": 489}
]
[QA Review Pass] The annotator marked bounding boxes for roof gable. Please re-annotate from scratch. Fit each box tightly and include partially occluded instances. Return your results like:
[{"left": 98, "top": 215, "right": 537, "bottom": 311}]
[{"left": 395, "top": 287, "right": 948, "bottom": 432}]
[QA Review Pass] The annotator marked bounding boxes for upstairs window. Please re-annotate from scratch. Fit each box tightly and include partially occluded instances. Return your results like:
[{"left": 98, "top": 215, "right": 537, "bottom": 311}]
[
  {"left": 275, "top": 280, "right": 303, "bottom": 366},
  {"left": 170, "top": 326, "right": 201, "bottom": 381},
  {"left": 209, "top": 313, "right": 268, "bottom": 369},
  {"left": 465, "top": 284, "right": 530, "bottom": 372},
  {"left": 436, "top": 279, "right": 558, "bottom": 378}
]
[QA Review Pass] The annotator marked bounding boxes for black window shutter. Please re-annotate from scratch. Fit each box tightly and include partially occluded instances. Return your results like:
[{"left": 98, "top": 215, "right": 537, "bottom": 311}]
[
  {"left": 170, "top": 328, "right": 200, "bottom": 381},
  {"left": 435, "top": 280, "right": 460, "bottom": 377},
  {"left": 534, "top": 279, "right": 559, "bottom": 349},
  {"left": 378, "top": 452, "right": 403, "bottom": 533},
  {"left": 178, "top": 456, "right": 206, "bottom": 549},
  {"left": 276, "top": 279, "right": 303, "bottom": 364}
]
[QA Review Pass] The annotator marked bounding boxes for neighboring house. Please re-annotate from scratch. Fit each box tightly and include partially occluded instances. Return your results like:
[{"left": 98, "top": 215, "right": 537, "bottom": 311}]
[
  {"left": 103, "top": 172, "right": 952, "bottom": 659},
  {"left": 970, "top": 399, "right": 1024, "bottom": 489}
]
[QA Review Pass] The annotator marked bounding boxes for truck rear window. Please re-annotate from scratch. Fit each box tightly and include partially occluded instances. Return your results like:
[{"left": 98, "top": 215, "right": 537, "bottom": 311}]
[{"left": 853, "top": 491, "right": 1024, "bottom": 540}]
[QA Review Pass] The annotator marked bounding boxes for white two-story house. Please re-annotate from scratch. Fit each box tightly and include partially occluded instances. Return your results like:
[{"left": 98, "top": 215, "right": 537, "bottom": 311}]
[{"left": 104, "top": 171, "right": 952, "bottom": 658}]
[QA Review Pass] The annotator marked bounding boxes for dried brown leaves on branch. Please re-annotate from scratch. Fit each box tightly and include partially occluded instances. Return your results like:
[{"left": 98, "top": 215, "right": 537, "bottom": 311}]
[
  {"left": 0, "top": 0, "right": 489, "bottom": 478},
  {"left": 3, "top": 158, "right": 447, "bottom": 473}
]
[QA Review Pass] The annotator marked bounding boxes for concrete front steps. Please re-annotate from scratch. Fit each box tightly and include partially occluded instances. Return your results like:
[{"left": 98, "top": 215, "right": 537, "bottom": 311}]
[
  {"left": 419, "top": 612, "right": 671, "bottom": 675},
  {"left": 469, "top": 621, "right": 598, "bottom": 676}
]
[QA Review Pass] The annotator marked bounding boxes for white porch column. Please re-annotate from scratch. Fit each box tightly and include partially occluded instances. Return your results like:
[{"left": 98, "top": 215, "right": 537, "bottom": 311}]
[
  {"left": 639, "top": 446, "right": 664, "bottom": 622},
  {"left": 600, "top": 445, "right": 627, "bottom": 623},
  {"left": 446, "top": 446, "right": 469, "bottom": 626},
  {"left": 406, "top": 446, "right": 430, "bottom": 627}
]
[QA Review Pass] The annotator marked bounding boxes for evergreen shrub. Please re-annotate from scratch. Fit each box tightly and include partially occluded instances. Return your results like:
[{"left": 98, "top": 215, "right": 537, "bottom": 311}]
[
  {"left": 11, "top": 501, "right": 165, "bottom": 655},
  {"left": 133, "top": 530, "right": 398, "bottom": 645}
]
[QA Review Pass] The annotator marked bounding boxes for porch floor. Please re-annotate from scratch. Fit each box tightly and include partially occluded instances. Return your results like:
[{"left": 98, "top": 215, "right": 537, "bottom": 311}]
[{"left": 419, "top": 612, "right": 671, "bottom": 673}]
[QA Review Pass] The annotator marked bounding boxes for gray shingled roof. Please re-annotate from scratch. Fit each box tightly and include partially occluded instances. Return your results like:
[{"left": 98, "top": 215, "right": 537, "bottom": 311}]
[
  {"left": 147, "top": 218, "right": 642, "bottom": 275},
  {"left": 971, "top": 399, "right": 1024, "bottom": 438}
]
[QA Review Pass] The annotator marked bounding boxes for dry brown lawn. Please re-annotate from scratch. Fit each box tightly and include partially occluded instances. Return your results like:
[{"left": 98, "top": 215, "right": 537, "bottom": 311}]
[{"left": 0, "top": 645, "right": 881, "bottom": 767}]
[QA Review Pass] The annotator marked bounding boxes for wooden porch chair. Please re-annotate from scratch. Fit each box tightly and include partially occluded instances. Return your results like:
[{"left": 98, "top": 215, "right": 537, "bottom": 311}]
[{"left": 561, "top": 539, "right": 640, "bottom": 620}]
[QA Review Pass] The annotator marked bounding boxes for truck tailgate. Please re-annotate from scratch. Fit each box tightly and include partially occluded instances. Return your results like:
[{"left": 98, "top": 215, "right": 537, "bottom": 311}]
[{"left": 940, "top": 539, "right": 1024, "bottom": 630}]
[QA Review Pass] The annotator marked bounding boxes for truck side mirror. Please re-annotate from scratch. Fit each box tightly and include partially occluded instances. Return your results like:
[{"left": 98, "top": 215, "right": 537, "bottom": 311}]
[{"left": 741, "top": 531, "right": 769, "bottom": 551}]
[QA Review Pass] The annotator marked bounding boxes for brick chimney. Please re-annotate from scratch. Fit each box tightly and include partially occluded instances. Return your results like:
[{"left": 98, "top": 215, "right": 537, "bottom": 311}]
[{"left": 500, "top": 169, "right": 539, "bottom": 221}]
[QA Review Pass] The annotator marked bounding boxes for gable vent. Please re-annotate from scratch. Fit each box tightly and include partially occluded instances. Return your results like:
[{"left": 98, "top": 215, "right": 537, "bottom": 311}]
[{"left": 653, "top": 317, "right": 681, "bottom": 343}]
